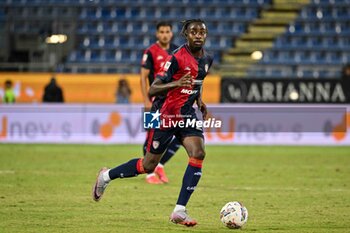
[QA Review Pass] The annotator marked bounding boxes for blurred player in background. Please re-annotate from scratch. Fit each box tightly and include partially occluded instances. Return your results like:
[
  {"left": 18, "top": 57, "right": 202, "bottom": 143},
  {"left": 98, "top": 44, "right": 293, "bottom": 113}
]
[
  {"left": 3, "top": 80, "right": 16, "bottom": 104},
  {"left": 93, "top": 19, "right": 212, "bottom": 227},
  {"left": 140, "top": 21, "right": 181, "bottom": 184},
  {"left": 42, "top": 77, "right": 64, "bottom": 103},
  {"left": 115, "top": 79, "right": 131, "bottom": 104}
]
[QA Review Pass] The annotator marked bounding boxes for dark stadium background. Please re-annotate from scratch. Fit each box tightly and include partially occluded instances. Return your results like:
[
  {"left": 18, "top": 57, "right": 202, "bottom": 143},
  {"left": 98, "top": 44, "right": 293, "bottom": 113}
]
[
  {"left": 0, "top": 0, "right": 349, "bottom": 104},
  {"left": 0, "top": 1, "right": 350, "bottom": 233}
]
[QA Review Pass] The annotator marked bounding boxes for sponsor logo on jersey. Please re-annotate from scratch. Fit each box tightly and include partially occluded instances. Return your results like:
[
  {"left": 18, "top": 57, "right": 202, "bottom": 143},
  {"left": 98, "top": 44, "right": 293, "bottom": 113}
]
[
  {"left": 193, "top": 80, "right": 203, "bottom": 85},
  {"left": 181, "top": 89, "right": 198, "bottom": 95},
  {"left": 164, "top": 61, "right": 171, "bottom": 71},
  {"left": 152, "top": 141, "right": 160, "bottom": 149},
  {"left": 142, "top": 54, "right": 148, "bottom": 63}
]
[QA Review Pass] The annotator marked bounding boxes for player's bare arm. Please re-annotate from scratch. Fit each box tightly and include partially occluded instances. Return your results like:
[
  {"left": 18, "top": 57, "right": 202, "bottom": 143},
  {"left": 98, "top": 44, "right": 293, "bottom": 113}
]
[
  {"left": 148, "top": 72, "right": 193, "bottom": 97},
  {"left": 140, "top": 67, "right": 152, "bottom": 108},
  {"left": 197, "top": 98, "right": 207, "bottom": 120}
]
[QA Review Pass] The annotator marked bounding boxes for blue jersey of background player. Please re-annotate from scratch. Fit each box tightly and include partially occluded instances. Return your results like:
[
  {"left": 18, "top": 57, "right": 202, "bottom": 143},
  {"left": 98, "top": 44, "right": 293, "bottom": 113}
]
[{"left": 140, "top": 21, "right": 180, "bottom": 184}]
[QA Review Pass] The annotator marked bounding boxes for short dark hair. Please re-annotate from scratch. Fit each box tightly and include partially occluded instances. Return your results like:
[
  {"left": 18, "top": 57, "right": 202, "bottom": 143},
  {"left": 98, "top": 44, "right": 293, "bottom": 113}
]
[
  {"left": 180, "top": 19, "right": 207, "bottom": 37},
  {"left": 5, "top": 80, "right": 12, "bottom": 86},
  {"left": 156, "top": 21, "right": 172, "bottom": 30}
]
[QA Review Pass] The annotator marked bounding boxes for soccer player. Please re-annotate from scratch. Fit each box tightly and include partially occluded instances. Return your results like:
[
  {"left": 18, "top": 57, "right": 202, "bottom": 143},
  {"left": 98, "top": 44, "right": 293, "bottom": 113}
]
[
  {"left": 92, "top": 19, "right": 212, "bottom": 227},
  {"left": 140, "top": 21, "right": 180, "bottom": 184}
]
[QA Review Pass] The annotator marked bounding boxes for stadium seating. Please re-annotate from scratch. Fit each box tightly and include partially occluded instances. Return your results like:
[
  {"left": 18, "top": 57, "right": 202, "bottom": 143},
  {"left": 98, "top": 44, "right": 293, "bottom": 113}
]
[
  {"left": 248, "top": 0, "right": 350, "bottom": 79},
  {"left": 1, "top": 0, "right": 272, "bottom": 73},
  {"left": 68, "top": 1, "right": 270, "bottom": 73},
  {"left": 2, "top": 0, "right": 348, "bottom": 77}
]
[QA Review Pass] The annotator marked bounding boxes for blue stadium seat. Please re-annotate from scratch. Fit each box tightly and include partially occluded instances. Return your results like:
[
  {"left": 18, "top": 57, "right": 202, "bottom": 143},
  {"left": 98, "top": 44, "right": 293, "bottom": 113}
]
[
  {"left": 120, "top": 50, "right": 133, "bottom": 63},
  {"left": 129, "top": 22, "right": 143, "bottom": 33},
  {"left": 127, "top": 8, "right": 141, "bottom": 18},
  {"left": 114, "top": 8, "right": 126, "bottom": 19},
  {"left": 307, "top": 36, "right": 322, "bottom": 47},
  {"left": 102, "top": 50, "right": 122, "bottom": 63},
  {"left": 291, "top": 36, "right": 307, "bottom": 47},
  {"left": 104, "top": 36, "right": 115, "bottom": 49},
  {"left": 77, "top": 22, "right": 95, "bottom": 34},
  {"left": 320, "top": 22, "right": 336, "bottom": 33},
  {"left": 142, "top": 36, "right": 151, "bottom": 47},
  {"left": 118, "top": 36, "right": 129, "bottom": 47},
  {"left": 310, "top": 51, "right": 325, "bottom": 63},
  {"left": 83, "top": 36, "right": 97, "bottom": 48},
  {"left": 326, "top": 51, "right": 341, "bottom": 64},
  {"left": 261, "top": 50, "right": 278, "bottom": 63},
  {"left": 333, "top": 7, "right": 347, "bottom": 18},
  {"left": 154, "top": 7, "right": 168, "bottom": 18},
  {"left": 140, "top": 7, "right": 154, "bottom": 19},
  {"left": 280, "top": 51, "right": 295, "bottom": 63},
  {"left": 288, "top": 23, "right": 303, "bottom": 34},
  {"left": 339, "top": 37, "right": 350, "bottom": 48},
  {"left": 246, "top": 8, "right": 258, "bottom": 18},
  {"left": 275, "top": 37, "right": 290, "bottom": 47},
  {"left": 85, "top": 50, "right": 100, "bottom": 62},
  {"left": 342, "top": 52, "right": 350, "bottom": 63},
  {"left": 129, "top": 37, "right": 144, "bottom": 49},
  {"left": 98, "top": 7, "right": 112, "bottom": 19},
  {"left": 297, "top": 51, "right": 313, "bottom": 63},
  {"left": 80, "top": 7, "right": 96, "bottom": 19},
  {"left": 322, "top": 37, "right": 337, "bottom": 48}
]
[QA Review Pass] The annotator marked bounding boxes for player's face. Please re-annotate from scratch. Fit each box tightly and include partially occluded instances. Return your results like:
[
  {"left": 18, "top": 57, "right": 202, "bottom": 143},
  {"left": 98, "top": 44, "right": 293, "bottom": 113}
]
[
  {"left": 156, "top": 26, "right": 173, "bottom": 45},
  {"left": 186, "top": 23, "right": 207, "bottom": 50}
]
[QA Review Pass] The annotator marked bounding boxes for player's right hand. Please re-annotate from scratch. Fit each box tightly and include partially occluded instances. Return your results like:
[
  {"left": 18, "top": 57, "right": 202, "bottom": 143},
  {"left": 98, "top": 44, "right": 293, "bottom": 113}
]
[
  {"left": 177, "top": 72, "right": 193, "bottom": 87},
  {"left": 144, "top": 100, "right": 152, "bottom": 110}
]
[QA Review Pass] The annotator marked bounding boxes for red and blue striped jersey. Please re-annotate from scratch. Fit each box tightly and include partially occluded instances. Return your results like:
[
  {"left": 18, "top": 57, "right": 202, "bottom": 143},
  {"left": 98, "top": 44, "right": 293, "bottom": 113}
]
[
  {"left": 156, "top": 44, "right": 213, "bottom": 120},
  {"left": 141, "top": 42, "right": 178, "bottom": 86}
]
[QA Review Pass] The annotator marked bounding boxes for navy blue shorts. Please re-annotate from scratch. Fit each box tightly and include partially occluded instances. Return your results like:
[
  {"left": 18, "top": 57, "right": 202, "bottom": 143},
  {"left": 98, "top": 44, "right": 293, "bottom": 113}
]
[{"left": 145, "top": 127, "right": 204, "bottom": 154}]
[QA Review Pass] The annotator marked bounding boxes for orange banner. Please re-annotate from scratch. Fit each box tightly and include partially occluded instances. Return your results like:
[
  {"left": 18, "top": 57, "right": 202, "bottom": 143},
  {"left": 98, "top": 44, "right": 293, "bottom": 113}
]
[{"left": 0, "top": 73, "right": 220, "bottom": 104}]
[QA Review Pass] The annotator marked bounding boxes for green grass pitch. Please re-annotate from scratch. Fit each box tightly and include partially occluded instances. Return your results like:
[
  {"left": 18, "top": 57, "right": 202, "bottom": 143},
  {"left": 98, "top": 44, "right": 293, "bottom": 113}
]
[{"left": 0, "top": 144, "right": 349, "bottom": 233}]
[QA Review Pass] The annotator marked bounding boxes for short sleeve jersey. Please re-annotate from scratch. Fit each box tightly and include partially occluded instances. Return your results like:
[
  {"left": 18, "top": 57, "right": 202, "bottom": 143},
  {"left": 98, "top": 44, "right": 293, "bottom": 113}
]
[
  {"left": 141, "top": 43, "right": 178, "bottom": 86},
  {"left": 156, "top": 44, "right": 213, "bottom": 120}
]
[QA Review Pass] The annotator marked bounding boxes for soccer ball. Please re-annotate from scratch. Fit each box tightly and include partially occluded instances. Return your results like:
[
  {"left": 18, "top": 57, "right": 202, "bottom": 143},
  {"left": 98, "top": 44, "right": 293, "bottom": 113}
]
[{"left": 220, "top": 201, "right": 248, "bottom": 229}]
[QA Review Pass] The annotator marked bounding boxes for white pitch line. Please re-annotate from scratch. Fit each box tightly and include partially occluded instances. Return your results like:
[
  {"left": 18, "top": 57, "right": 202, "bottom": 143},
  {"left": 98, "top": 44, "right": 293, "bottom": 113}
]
[{"left": 0, "top": 170, "right": 15, "bottom": 174}]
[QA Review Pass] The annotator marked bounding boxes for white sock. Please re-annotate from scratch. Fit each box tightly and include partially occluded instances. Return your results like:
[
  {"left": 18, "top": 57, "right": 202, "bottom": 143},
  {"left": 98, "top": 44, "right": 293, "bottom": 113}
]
[
  {"left": 174, "top": 204, "right": 186, "bottom": 212},
  {"left": 102, "top": 169, "right": 111, "bottom": 182},
  {"left": 146, "top": 173, "right": 156, "bottom": 178}
]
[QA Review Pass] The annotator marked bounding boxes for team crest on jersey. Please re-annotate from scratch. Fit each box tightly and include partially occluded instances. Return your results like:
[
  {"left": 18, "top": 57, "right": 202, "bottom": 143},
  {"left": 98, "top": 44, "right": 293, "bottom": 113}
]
[
  {"left": 157, "top": 55, "right": 164, "bottom": 60},
  {"left": 153, "top": 141, "right": 160, "bottom": 149},
  {"left": 205, "top": 64, "right": 209, "bottom": 72},
  {"left": 142, "top": 54, "right": 148, "bottom": 63},
  {"left": 164, "top": 61, "right": 171, "bottom": 71}
]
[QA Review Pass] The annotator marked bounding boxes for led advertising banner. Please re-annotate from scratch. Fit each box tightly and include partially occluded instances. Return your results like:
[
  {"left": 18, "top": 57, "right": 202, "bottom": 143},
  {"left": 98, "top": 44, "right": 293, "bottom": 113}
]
[
  {"left": 0, "top": 104, "right": 349, "bottom": 145},
  {"left": 221, "top": 78, "right": 350, "bottom": 103}
]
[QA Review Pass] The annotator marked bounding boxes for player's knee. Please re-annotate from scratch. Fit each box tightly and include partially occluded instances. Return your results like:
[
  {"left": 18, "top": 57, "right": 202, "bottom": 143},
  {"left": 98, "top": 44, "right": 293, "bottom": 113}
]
[
  {"left": 190, "top": 149, "right": 206, "bottom": 160},
  {"left": 143, "top": 158, "right": 158, "bottom": 173}
]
